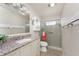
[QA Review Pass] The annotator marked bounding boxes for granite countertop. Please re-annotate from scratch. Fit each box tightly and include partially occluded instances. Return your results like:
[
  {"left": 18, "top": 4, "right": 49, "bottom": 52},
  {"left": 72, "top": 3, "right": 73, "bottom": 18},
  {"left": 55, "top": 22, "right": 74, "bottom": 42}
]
[
  {"left": 0, "top": 37, "right": 37, "bottom": 56},
  {"left": 0, "top": 32, "right": 40, "bottom": 56}
]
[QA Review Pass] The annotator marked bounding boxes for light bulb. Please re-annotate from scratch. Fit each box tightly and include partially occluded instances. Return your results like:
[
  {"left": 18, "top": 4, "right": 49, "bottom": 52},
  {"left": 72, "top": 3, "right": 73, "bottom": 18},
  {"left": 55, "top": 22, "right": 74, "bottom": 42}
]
[
  {"left": 50, "top": 3, "right": 55, "bottom": 7},
  {"left": 48, "top": 3, "right": 55, "bottom": 7}
]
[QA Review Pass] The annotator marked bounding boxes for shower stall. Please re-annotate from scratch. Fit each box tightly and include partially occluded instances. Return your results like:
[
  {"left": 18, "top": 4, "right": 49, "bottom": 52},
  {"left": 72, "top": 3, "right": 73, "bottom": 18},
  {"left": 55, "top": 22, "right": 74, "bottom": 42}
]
[{"left": 40, "top": 19, "right": 62, "bottom": 48}]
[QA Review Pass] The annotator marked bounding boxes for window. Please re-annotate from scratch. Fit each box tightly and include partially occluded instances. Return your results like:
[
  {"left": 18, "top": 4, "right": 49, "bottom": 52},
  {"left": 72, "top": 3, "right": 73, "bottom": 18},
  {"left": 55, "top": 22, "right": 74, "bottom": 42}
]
[{"left": 46, "top": 21, "right": 56, "bottom": 26}]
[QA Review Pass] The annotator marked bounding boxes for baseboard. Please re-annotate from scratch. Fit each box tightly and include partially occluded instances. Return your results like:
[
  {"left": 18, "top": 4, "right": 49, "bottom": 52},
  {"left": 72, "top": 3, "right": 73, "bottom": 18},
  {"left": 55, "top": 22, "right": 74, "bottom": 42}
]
[{"left": 48, "top": 46, "right": 63, "bottom": 51}]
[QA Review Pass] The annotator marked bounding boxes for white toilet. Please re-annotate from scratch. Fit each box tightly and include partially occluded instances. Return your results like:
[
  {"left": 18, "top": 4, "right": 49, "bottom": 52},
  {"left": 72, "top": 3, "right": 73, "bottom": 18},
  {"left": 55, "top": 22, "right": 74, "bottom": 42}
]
[{"left": 40, "top": 41, "right": 48, "bottom": 52}]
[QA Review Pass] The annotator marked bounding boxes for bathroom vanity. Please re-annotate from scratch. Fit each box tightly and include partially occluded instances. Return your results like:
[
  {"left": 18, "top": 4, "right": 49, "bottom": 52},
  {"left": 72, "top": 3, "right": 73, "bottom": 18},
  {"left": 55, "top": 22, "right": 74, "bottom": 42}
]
[
  {"left": 6, "top": 38, "right": 40, "bottom": 56},
  {"left": 0, "top": 33, "right": 40, "bottom": 56}
]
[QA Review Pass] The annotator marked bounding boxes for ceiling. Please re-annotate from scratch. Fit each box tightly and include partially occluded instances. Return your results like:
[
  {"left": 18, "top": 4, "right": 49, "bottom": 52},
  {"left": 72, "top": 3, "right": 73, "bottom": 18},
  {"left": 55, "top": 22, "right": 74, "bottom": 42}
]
[{"left": 28, "top": 3, "right": 65, "bottom": 20}]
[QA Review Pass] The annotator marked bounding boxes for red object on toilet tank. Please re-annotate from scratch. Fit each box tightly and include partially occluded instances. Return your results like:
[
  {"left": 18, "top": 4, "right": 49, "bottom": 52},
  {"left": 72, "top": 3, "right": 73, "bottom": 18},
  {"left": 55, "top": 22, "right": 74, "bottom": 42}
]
[{"left": 42, "top": 32, "right": 47, "bottom": 41}]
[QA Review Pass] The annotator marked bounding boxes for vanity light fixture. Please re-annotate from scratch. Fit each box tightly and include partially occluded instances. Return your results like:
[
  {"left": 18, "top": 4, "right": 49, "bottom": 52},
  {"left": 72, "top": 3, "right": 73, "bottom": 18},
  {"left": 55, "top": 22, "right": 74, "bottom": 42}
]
[
  {"left": 48, "top": 3, "right": 55, "bottom": 7},
  {"left": 12, "top": 3, "right": 23, "bottom": 8},
  {"left": 4, "top": 3, "right": 28, "bottom": 16}
]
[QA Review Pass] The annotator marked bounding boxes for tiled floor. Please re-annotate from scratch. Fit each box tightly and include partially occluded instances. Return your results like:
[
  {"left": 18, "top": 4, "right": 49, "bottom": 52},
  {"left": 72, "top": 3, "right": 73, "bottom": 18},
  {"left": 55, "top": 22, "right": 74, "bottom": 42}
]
[{"left": 40, "top": 48, "right": 63, "bottom": 56}]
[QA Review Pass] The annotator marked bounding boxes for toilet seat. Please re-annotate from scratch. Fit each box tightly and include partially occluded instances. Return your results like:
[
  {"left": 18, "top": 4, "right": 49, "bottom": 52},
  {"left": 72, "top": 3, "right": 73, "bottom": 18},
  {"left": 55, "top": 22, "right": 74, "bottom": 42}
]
[{"left": 40, "top": 41, "right": 48, "bottom": 47}]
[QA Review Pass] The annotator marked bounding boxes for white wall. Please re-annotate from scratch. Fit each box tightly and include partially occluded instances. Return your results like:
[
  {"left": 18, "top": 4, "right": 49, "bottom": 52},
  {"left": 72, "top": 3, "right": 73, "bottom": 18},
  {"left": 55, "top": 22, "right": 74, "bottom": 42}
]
[{"left": 61, "top": 3, "right": 79, "bottom": 55}]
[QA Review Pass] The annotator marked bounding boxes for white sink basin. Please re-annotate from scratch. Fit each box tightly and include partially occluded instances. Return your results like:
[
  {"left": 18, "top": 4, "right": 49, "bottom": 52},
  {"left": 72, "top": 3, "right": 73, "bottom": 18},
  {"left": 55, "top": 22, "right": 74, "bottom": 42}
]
[{"left": 16, "top": 38, "right": 31, "bottom": 44}]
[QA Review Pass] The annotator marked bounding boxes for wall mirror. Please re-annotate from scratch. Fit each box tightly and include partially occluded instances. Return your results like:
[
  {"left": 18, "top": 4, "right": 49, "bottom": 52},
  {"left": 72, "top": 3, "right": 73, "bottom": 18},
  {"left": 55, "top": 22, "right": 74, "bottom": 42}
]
[{"left": 0, "top": 3, "right": 30, "bottom": 35}]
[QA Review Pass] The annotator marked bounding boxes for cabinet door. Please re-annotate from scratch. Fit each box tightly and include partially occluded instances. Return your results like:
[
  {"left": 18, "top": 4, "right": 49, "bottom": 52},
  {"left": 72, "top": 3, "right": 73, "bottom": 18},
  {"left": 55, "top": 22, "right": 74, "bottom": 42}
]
[
  {"left": 19, "top": 39, "right": 40, "bottom": 56},
  {"left": 6, "top": 42, "right": 34, "bottom": 56},
  {"left": 19, "top": 42, "right": 33, "bottom": 56},
  {"left": 6, "top": 48, "right": 22, "bottom": 56},
  {"left": 6, "top": 39, "right": 40, "bottom": 56}
]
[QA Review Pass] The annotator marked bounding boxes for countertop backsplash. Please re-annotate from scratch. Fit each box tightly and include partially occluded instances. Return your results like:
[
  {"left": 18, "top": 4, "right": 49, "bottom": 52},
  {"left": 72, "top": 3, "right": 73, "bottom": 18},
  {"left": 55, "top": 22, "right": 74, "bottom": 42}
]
[{"left": 7, "top": 33, "right": 31, "bottom": 41}]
